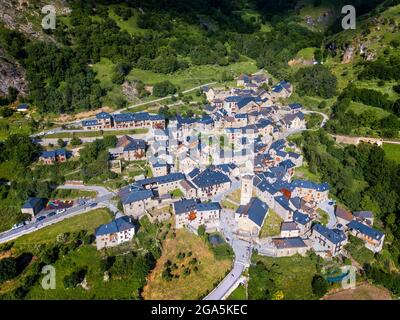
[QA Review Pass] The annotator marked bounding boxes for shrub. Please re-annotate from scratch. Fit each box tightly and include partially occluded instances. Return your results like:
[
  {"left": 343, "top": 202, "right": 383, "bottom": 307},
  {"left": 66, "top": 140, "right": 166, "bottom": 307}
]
[
  {"left": 0, "top": 257, "right": 18, "bottom": 283},
  {"left": 311, "top": 274, "right": 328, "bottom": 297},
  {"left": 63, "top": 268, "right": 87, "bottom": 288}
]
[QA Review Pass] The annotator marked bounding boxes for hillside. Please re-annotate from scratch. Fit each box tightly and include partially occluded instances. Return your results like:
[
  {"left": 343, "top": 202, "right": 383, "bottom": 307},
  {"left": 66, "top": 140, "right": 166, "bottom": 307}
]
[{"left": 0, "top": 0, "right": 398, "bottom": 136}]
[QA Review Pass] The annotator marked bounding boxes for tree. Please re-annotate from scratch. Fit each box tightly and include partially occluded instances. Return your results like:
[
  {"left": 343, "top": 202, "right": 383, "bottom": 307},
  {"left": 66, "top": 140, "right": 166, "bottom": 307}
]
[
  {"left": 153, "top": 81, "right": 177, "bottom": 97},
  {"left": 198, "top": 225, "right": 206, "bottom": 237},
  {"left": 57, "top": 139, "right": 65, "bottom": 148},
  {"left": 70, "top": 136, "right": 82, "bottom": 146},
  {"left": 295, "top": 65, "right": 337, "bottom": 98},
  {"left": 1, "top": 134, "right": 40, "bottom": 166},
  {"left": 311, "top": 274, "right": 328, "bottom": 297},
  {"left": 63, "top": 268, "right": 86, "bottom": 288},
  {"left": 0, "top": 257, "right": 17, "bottom": 283}
]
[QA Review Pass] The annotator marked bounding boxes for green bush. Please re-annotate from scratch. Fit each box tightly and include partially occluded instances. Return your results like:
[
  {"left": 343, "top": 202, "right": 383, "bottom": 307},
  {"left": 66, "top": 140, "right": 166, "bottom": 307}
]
[
  {"left": 63, "top": 268, "right": 87, "bottom": 289},
  {"left": 0, "top": 257, "right": 18, "bottom": 283}
]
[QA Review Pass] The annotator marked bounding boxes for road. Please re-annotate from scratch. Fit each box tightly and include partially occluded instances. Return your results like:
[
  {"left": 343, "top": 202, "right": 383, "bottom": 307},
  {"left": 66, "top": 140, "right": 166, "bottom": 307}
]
[
  {"left": 204, "top": 210, "right": 252, "bottom": 300},
  {"left": 318, "top": 200, "right": 337, "bottom": 229},
  {"left": 302, "top": 110, "right": 329, "bottom": 128},
  {"left": 0, "top": 185, "right": 116, "bottom": 244},
  {"left": 114, "top": 81, "right": 218, "bottom": 114}
]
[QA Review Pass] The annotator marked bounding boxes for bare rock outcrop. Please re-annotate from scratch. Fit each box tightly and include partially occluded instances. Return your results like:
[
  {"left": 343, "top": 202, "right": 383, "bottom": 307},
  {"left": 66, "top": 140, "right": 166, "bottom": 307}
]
[{"left": 0, "top": 48, "right": 27, "bottom": 96}]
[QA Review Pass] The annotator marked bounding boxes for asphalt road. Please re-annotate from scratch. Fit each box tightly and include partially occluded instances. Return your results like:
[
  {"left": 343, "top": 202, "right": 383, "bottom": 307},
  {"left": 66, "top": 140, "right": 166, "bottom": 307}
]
[
  {"left": 204, "top": 210, "right": 252, "bottom": 300},
  {"left": 0, "top": 185, "right": 116, "bottom": 244}
]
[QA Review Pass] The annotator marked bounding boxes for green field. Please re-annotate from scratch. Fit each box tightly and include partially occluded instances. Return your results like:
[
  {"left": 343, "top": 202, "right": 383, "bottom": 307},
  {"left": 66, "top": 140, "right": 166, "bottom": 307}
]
[
  {"left": 347, "top": 101, "right": 392, "bottom": 119},
  {"left": 344, "top": 235, "right": 375, "bottom": 266},
  {"left": 317, "top": 209, "right": 329, "bottom": 226},
  {"left": 227, "top": 284, "right": 247, "bottom": 300},
  {"left": 25, "top": 245, "right": 145, "bottom": 300},
  {"left": 259, "top": 209, "right": 283, "bottom": 238},
  {"left": 12, "top": 208, "right": 112, "bottom": 249},
  {"left": 127, "top": 60, "right": 258, "bottom": 91},
  {"left": 0, "top": 117, "right": 33, "bottom": 141},
  {"left": 293, "top": 164, "right": 320, "bottom": 182},
  {"left": 296, "top": 47, "right": 316, "bottom": 61},
  {"left": 383, "top": 143, "right": 400, "bottom": 164},
  {"left": 51, "top": 189, "right": 97, "bottom": 200},
  {"left": 0, "top": 208, "right": 153, "bottom": 300},
  {"left": 250, "top": 254, "right": 318, "bottom": 300}
]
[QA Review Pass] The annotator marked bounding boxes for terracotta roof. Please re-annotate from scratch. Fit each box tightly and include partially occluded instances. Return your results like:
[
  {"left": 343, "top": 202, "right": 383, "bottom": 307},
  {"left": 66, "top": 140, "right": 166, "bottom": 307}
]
[{"left": 335, "top": 206, "right": 354, "bottom": 222}]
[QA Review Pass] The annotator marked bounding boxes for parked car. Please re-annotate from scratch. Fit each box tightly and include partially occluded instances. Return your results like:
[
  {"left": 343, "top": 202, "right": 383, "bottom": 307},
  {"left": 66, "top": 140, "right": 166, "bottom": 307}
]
[
  {"left": 37, "top": 216, "right": 46, "bottom": 222},
  {"left": 90, "top": 202, "right": 97, "bottom": 208},
  {"left": 56, "top": 209, "right": 66, "bottom": 214},
  {"left": 12, "top": 222, "right": 25, "bottom": 230},
  {"left": 47, "top": 212, "right": 57, "bottom": 218}
]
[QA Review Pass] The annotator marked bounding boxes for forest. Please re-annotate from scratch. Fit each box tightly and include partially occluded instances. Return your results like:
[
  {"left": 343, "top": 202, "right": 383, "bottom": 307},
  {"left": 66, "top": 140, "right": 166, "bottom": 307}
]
[{"left": 293, "top": 130, "right": 400, "bottom": 263}]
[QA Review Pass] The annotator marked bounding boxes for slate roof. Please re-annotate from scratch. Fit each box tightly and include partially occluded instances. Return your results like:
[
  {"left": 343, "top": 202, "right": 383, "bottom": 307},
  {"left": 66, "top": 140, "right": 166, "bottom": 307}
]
[
  {"left": 293, "top": 210, "right": 311, "bottom": 225},
  {"left": 312, "top": 224, "right": 347, "bottom": 245},
  {"left": 17, "top": 104, "right": 29, "bottom": 110},
  {"left": 288, "top": 151, "right": 301, "bottom": 159},
  {"left": 279, "top": 159, "right": 295, "bottom": 169},
  {"left": 121, "top": 189, "right": 154, "bottom": 204},
  {"left": 116, "top": 135, "right": 146, "bottom": 151},
  {"left": 95, "top": 216, "right": 135, "bottom": 237},
  {"left": 96, "top": 111, "right": 112, "bottom": 119},
  {"left": 40, "top": 149, "right": 66, "bottom": 159},
  {"left": 348, "top": 220, "right": 384, "bottom": 241},
  {"left": 136, "top": 173, "right": 185, "bottom": 186},
  {"left": 290, "top": 197, "right": 302, "bottom": 210},
  {"left": 270, "top": 139, "right": 286, "bottom": 151},
  {"left": 289, "top": 103, "right": 303, "bottom": 110},
  {"left": 82, "top": 119, "right": 99, "bottom": 126},
  {"left": 237, "top": 197, "right": 269, "bottom": 227},
  {"left": 274, "top": 195, "right": 292, "bottom": 211},
  {"left": 353, "top": 211, "right": 374, "bottom": 219},
  {"left": 197, "top": 202, "right": 221, "bottom": 212},
  {"left": 272, "top": 237, "right": 307, "bottom": 249},
  {"left": 291, "top": 180, "right": 329, "bottom": 192},
  {"left": 22, "top": 197, "right": 43, "bottom": 209},
  {"left": 187, "top": 168, "right": 200, "bottom": 179},
  {"left": 281, "top": 221, "right": 299, "bottom": 231},
  {"left": 173, "top": 199, "right": 197, "bottom": 215},
  {"left": 173, "top": 199, "right": 221, "bottom": 215},
  {"left": 191, "top": 167, "right": 231, "bottom": 189}
]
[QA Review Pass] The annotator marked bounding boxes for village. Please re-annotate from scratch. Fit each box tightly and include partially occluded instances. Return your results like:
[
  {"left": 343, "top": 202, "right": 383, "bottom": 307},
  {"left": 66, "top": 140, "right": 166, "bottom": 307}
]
[
  {"left": 10, "top": 73, "right": 385, "bottom": 289},
  {"left": 73, "top": 73, "right": 384, "bottom": 259}
]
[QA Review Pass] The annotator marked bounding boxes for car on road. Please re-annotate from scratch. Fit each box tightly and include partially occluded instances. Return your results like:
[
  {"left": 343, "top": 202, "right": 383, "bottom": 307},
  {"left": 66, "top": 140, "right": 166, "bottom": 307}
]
[
  {"left": 90, "top": 202, "right": 97, "bottom": 207},
  {"left": 12, "top": 222, "right": 26, "bottom": 230},
  {"left": 36, "top": 216, "right": 46, "bottom": 222},
  {"left": 47, "top": 212, "right": 57, "bottom": 218},
  {"left": 328, "top": 201, "right": 336, "bottom": 206},
  {"left": 56, "top": 209, "right": 66, "bottom": 214}
]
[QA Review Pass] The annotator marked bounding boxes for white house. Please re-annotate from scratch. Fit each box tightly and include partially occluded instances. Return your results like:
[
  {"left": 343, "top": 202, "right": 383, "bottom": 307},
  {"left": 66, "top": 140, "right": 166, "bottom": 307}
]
[
  {"left": 95, "top": 216, "right": 136, "bottom": 250},
  {"left": 173, "top": 199, "right": 221, "bottom": 231},
  {"left": 347, "top": 220, "right": 385, "bottom": 253},
  {"left": 310, "top": 224, "right": 347, "bottom": 257}
]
